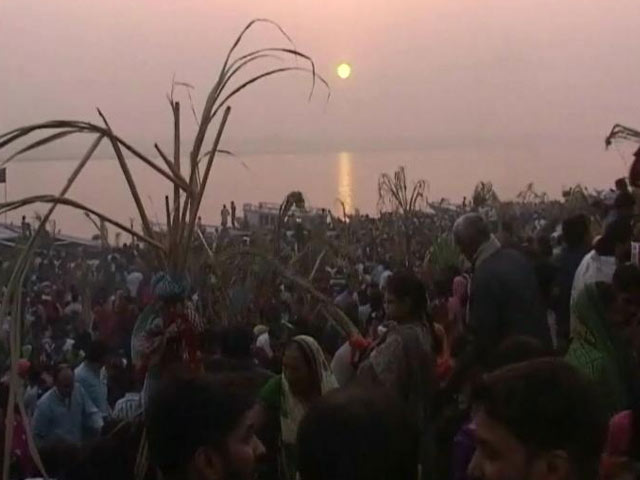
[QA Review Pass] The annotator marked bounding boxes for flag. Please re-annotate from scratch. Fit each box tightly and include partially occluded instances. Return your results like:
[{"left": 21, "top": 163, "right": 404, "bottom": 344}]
[{"left": 0, "top": 168, "right": 6, "bottom": 184}]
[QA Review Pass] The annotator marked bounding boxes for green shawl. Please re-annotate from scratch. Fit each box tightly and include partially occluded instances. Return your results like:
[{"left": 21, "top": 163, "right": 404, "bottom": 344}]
[
  {"left": 258, "top": 336, "right": 338, "bottom": 480},
  {"left": 565, "top": 283, "right": 630, "bottom": 415}
]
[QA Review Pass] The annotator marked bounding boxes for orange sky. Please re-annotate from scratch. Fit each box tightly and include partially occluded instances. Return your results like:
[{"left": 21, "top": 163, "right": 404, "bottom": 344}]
[{"left": 1, "top": 0, "right": 640, "bottom": 156}]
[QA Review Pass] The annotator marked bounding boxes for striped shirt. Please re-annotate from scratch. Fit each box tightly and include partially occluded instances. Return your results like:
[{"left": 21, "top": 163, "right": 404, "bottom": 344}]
[{"left": 112, "top": 392, "right": 142, "bottom": 421}]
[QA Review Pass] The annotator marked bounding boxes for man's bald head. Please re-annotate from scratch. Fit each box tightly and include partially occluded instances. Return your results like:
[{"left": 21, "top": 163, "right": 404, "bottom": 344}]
[{"left": 453, "top": 213, "right": 491, "bottom": 261}]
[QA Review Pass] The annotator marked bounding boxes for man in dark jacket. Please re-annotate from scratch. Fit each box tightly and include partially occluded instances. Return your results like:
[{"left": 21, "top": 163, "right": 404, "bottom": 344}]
[
  {"left": 552, "top": 214, "right": 591, "bottom": 347},
  {"left": 453, "top": 213, "right": 550, "bottom": 366}
]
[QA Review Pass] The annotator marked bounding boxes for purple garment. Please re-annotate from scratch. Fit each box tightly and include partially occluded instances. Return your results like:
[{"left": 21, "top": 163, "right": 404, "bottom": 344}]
[{"left": 452, "top": 422, "right": 475, "bottom": 480}]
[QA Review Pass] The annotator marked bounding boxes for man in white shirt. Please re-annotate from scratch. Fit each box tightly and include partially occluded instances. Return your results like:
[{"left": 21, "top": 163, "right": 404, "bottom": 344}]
[
  {"left": 64, "top": 293, "right": 82, "bottom": 317},
  {"left": 570, "top": 218, "right": 632, "bottom": 335}
]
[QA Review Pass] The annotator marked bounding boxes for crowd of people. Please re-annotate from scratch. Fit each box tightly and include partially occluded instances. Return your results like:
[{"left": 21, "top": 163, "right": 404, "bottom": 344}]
[{"left": 2, "top": 177, "right": 640, "bottom": 480}]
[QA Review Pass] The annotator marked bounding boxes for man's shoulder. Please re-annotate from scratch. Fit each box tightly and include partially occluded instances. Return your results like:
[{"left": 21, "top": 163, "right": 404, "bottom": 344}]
[
  {"left": 37, "top": 389, "right": 54, "bottom": 406},
  {"left": 74, "top": 363, "right": 89, "bottom": 378},
  {"left": 578, "top": 249, "right": 596, "bottom": 263},
  {"left": 574, "top": 250, "right": 612, "bottom": 278},
  {"left": 493, "top": 246, "right": 527, "bottom": 260},
  {"left": 555, "top": 248, "right": 588, "bottom": 271},
  {"left": 572, "top": 251, "right": 590, "bottom": 275},
  {"left": 474, "top": 248, "right": 537, "bottom": 288},
  {"left": 478, "top": 247, "right": 529, "bottom": 271}
]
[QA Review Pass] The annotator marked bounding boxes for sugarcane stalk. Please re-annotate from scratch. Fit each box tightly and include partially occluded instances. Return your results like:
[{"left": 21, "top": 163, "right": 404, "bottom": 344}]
[
  {"left": 2, "top": 135, "right": 103, "bottom": 480},
  {"left": 180, "top": 107, "right": 231, "bottom": 271},
  {"left": 97, "top": 110, "right": 165, "bottom": 268}
]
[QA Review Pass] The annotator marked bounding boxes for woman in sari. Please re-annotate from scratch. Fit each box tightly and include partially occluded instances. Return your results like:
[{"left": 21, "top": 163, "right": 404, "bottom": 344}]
[
  {"left": 587, "top": 265, "right": 640, "bottom": 480},
  {"left": 565, "top": 269, "right": 640, "bottom": 416},
  {"left": 357, "top": 271, "right": 436, "bottom": 480},
  {"left": 258, "top": 335, "right": 338, "bottom": 480}
]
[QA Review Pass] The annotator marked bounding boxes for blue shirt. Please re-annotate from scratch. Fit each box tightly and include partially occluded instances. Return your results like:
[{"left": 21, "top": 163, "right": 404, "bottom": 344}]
[
  {"left": 32, "top": 384, "right": 103, "bottom": 445},
  {"left": 74, "top": 362, "right": 109, "bottom": 417}
]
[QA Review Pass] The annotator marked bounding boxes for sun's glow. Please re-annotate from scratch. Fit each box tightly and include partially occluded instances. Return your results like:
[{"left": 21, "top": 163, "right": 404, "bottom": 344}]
[{"left": 337, "top": 63, "right": 352, "bottom": 80}]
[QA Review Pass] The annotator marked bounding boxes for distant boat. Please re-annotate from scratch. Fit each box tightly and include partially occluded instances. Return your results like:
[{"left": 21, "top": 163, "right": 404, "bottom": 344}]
[
  {"left": 242, "top": 202, "right": 329, "bottom": 229},
  {"left": 0, "top": 223, "right": 101, "bottom": 250}
]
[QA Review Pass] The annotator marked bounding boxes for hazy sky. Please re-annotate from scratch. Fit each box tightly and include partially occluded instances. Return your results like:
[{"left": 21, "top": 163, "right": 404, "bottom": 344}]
[{"left": 2, "top": 0, "right": 640, "bottom": 156}]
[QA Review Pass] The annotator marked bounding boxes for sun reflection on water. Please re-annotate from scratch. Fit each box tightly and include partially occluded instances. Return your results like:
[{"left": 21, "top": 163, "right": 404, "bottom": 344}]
[{"left": 337, "top": 151, "right": 354, "bottom": 215}]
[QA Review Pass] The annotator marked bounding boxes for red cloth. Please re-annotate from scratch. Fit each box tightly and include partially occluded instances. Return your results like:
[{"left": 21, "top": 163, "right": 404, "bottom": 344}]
[
  {"left": 606, "top": 411, "right": 633, "bottom": 455},
  {"left": 165, "top": 309, "right": 203, "bottom": 372},
  {"left": 17, "top": 360, "right": 30, "bottom": 380},
  {"left": 349, "top": 334, "right": 372, "bottom": 366},
  {"left": 601, "top": 410, "right": 633, "bottom": 480},
  {"left": 11, "top": 416, "right": 36, "bottom": 478}
]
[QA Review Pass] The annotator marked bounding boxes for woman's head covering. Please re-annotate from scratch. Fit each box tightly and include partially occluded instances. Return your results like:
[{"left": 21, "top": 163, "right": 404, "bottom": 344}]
[
  {"left": 566, "top": 283, "right": 630, "bottom": 414},
  {"left": 280, "top": 335, "right": 337, "bottom": 446},
  {"left": 571, "top": 283, "right": 611, "bottom": 346},
  {"left": 290, "top": 336, "right": 338, "bottom": 392},
  {"left": 151, "top": 272, "right": 189, "bottom": 301}
]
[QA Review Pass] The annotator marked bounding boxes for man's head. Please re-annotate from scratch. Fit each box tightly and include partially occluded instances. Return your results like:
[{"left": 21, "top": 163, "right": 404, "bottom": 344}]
[
  {"left": 615, "top": 177, "right": 629, "bottom": 193},
  {"left": 469, "top": 359, "right": 606, "bottom": 480},
  {"left": 453, "top": 213, "right": 491, "bottom": 262},
  {"left": 55, "top": 366, "right": 75, "bottom": 399},
  {"left": 146, "top": 374, "right": 264, "bottom": 480},
  {"left": 561, "top": 214, "right": 590, "bottom": 250},
  {"left": 534, "top": 234, "right": 553, "bottom": 259},
  {"left": 613, "top": 188, "right": 636, "bottom": 222},
  {"left": 595, "top": 217, "right": 633, "bottom": 261},
  {"left": 610, "top": 264, "right": 640, "bottom": 333},
  {"left": 85, "top": 340, "right": 109, "bottom": 367},
  {"left": 297, "top": 387, "right": 419, "bottom": 480}
]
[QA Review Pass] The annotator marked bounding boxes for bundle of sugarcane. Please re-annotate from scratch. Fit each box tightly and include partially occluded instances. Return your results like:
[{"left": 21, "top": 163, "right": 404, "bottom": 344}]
[{"left": 0, "top": 19, "right": 336, "bottom": 479}]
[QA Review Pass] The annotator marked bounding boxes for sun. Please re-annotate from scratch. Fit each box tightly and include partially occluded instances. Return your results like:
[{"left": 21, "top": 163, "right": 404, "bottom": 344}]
[{"left": 337, "top": 63, "right": 352, "bottom": 80}]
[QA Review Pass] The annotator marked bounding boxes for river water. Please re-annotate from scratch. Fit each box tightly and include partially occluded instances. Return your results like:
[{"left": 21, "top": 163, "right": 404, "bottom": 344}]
[{"left": 1, "top": 143, "right": 629, "bottom": 237}]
